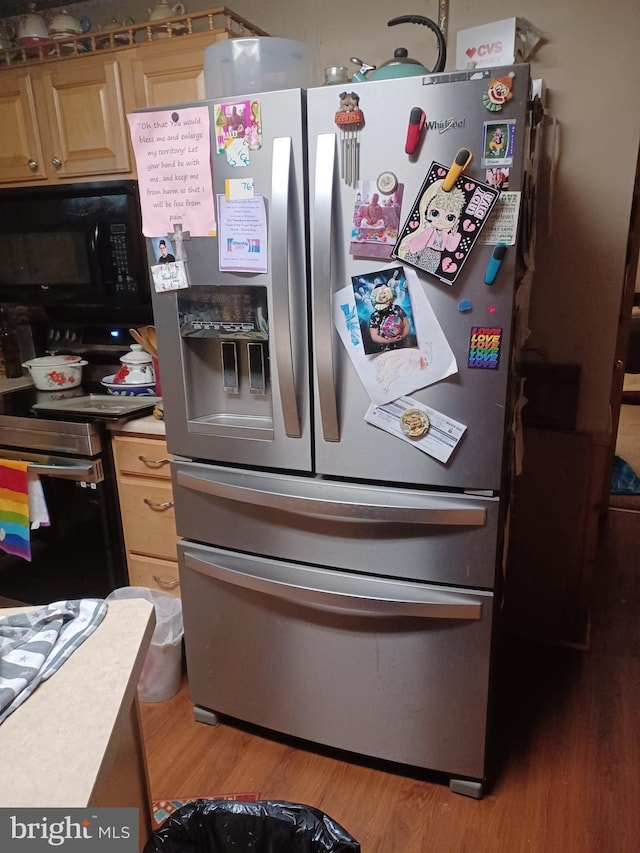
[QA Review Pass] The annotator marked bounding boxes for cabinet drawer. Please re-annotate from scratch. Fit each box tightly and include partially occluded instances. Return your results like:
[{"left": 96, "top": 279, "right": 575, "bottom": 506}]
[
  {"left": 128, "top": 554, "right": 180, "bottom": 597},
  {"left": 118, "top": 476, "right": 178, "bottom": 560},
  {"left": 113, "top": 435, "right": 172, "bottom": 479}
]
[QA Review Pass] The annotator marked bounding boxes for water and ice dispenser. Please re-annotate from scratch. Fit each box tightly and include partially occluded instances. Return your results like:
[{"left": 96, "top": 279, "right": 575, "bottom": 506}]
[{"left": 177, "top": 284, "right": 272, "bottom": 432}]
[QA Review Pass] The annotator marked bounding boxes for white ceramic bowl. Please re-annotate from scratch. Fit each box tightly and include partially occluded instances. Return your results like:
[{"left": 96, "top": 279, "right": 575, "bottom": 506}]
[
  {"left": 22, "top": 355, "right": 87, "bottom": 391},
  {"left": 101, "top": 374, "right": 156, "bottom": 396}
]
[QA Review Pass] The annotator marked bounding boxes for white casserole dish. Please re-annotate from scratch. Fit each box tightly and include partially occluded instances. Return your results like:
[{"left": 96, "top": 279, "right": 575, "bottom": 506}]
[{"left": 22, "top": 355, "right": 88, "bottom": 390}]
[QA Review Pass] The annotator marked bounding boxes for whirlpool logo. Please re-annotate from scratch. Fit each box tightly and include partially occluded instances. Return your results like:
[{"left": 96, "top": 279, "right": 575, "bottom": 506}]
[
  {"left": 426, "top": 117, "right": 466, "bottom": 133},
  {"left": 1, "top": 809, "right": 138, "bottom": 851}
]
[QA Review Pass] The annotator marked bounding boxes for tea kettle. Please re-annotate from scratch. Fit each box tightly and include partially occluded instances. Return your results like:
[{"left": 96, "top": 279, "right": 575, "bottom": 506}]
[
  {"left": 148, "top": 0, "right": 186, "bottom": 21},
  {"left": 351, "top": 15, "right": 446, "bottom": 82}
]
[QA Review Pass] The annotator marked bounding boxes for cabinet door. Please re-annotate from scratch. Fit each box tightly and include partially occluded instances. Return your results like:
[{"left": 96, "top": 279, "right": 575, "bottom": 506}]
[
  {"left": 130, "top": 41, "right": 207, "bottom": 108},
  {"left": 0, "top": 71, "right": 47, "bottom": 183},
  {"left": 39, "top": 57, "right": 131, "bottom": 178}
]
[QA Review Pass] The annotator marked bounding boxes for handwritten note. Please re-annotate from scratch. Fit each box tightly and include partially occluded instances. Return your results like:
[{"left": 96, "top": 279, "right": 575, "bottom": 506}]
[
  {"left": 127, "top": 106, "right": 216, "bottom": 237},
  {"left": 150, "top": 261, "right": 189, "bottom": 293}
]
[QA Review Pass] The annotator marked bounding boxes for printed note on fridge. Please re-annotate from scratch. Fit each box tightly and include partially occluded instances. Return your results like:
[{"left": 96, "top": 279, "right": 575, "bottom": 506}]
[{"left": 217, "top": 195, "right": 268, "bottom": 273}]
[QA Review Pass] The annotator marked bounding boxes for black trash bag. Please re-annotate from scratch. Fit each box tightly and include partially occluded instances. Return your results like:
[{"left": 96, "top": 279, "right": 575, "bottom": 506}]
[{"left": 144, "top": 799, "right": 361, "bottom": 853}]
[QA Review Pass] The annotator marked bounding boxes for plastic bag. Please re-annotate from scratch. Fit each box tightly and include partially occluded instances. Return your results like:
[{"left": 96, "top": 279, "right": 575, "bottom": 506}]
[
  {"left": 144, "top": 799, "right": 361, "bottom": 853},
  {"left": 611, "top": 455, "right": 640, "bottom": 495},
  {"left": 106, "top": 587, "right": 183, "bottom": 701}
]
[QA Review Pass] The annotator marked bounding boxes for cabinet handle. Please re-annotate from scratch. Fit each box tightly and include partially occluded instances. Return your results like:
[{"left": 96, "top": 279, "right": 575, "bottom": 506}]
[
  {"left": 138, "top": 455, "right": 171, "bottom": 467},
  {"left": 152, "top": 575, "right": 180, "bottom": 588},
  {"left": 51, "top": 157, "right": 62, "bottom": 169},
  {"left": 143, "top": 498, "right": 174, "bottom": 510},
  {"left": 28, "top": 159, "right": 38, "bottom": 171}
]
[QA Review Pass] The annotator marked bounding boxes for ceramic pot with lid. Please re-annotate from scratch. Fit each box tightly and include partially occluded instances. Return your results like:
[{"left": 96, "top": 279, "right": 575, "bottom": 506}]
[
  {"left": 0, "top": 21, "right": 15, "bottom": 52},
  {"left": 97, "top": 16, "right": 135, "bottom": 48},
  {"left": 118, "top": 344, "right": 154, "bottom": 384},
  {"left": 48, "top": 9, "right": 90, "bottom": 39},
  {"left": 22, "top": 355, "right": 87, "bottom": 390},
  {"left": 148, "top": 1, "right": 186, "bottom": 38},
  {"left": 16, "top": 3, "right": 49, "bottom": 55}
]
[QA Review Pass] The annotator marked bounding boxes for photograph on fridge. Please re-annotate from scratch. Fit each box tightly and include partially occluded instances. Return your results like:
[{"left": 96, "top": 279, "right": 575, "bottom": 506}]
[
  {"left": 352, "top": 266, "right": 417, "bottom": 355},
  {"left": 350, "top": 180, "right": 404, "bottom": 260},
  {"left": 333, "top": 265, "right": 457, "bottom": 406},
  {"left": 393, "top": 162, "right": 500, "bottom": 285}
]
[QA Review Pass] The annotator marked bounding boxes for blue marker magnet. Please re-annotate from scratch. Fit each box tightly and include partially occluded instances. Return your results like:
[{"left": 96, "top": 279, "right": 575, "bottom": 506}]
[{"left": 484, "top": 242, "right": 507, "bottom": 284}]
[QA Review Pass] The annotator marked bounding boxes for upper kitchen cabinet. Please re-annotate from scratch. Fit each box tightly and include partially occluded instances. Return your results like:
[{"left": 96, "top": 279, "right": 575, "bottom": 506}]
[
  {"left": 0, "top": 69, "right": 47, "bottom": 183},
  {"left": 0, "top": 8, "right": 269, "bottom": 187},
  {"left": 127, "top": 32, "right": 212, "bottom": 110},
  {"left": 39, "top": 56, "right": 132, "bottom": 180},
  {"left": 0, "top": 55, "right": 132, "bottom": 186}
]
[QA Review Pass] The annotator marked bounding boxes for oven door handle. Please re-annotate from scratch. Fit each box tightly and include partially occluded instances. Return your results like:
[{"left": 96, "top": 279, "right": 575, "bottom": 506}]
[
  {"left": 0, "top": 457, "right": 104, "bottom": 483},
  {"left": 27, "top": 461, "right": 103, "bottom": 482}
]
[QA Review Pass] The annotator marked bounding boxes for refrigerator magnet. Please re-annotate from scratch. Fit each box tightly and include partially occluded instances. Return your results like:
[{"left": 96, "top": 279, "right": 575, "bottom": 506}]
[
  {"left": 214, "top": 100, "right": 263, "bottom": 155},
  {"left": 481, "top": 120, "right": 516, "bottom": 168},
  {"left": 392, "top": 161, "right": 501, "bottom": 285},
  {"left": 335, "top": 91, "right": 364, "bottom": 187},
  {"left": 442, "top": 148, "right": 472, "bottom": 192},
  {"left": 482, "top": 72, "right": 515, "bottom": 112},
  {"left": 484, "top": 243, "right": 507, "bottom": 284},
  {"left": 350, "top": 179, "right": 404, "bottom": 260},
  {"left": 467, "top": 326, "right": 502, "bottom": 369}
]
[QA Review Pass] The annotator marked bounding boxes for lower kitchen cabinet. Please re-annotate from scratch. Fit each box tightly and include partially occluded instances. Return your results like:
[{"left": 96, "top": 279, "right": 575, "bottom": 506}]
[{"left": 112, "top": 432, "right": 180, "bottom": 596}]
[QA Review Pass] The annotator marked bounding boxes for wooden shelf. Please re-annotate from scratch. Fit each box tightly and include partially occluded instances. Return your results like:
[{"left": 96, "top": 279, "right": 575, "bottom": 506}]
[{"left": 0, "top": 5, "right": 268, "bottom": 69}]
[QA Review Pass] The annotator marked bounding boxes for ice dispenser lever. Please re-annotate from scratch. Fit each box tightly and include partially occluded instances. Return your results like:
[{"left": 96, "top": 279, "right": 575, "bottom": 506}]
[
  {"left": 221, "top": 341, "right": 239, "bottom": 393},
  {"left": 248, "top": 342, "right": 266, "bottom": 395}
]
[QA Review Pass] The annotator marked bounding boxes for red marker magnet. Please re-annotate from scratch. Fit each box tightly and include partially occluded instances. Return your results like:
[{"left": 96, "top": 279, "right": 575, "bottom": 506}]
[
  {"left": 443, "top": 147, "right": 473, "bottom": 191},
  {"left": 405, "top": 107, "right": 426, "bottom": 155}
]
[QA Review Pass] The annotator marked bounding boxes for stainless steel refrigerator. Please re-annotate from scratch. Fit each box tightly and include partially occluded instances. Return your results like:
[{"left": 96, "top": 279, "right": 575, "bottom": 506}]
[{"left": 147, "top": 65, "right": 538, "bottom": 798}]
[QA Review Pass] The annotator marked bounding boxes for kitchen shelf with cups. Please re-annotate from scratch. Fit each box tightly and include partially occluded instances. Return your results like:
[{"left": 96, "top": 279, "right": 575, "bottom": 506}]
[
  {"left": 112, "top": 432, "right": 182, "bottom": 597},
  {"left": 0, "top": 5, "right": 268, "bottom": 68}
]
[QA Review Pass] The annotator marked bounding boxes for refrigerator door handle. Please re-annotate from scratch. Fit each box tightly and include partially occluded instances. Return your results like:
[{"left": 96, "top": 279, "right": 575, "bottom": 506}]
[
  {"left": 271, "top": 135, "right": 301, "bottom": 438},
  {"left": 184, "top": 550, "right": 484, "bottom": 620},
  {"left": 312, "top": 132, "right": 340, "bottom": 442},
  {"left": 176, "top": 470, "right": 487, "bottom": 526}
]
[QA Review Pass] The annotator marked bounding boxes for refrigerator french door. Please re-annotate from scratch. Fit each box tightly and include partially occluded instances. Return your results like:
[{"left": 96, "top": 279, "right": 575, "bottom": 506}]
[{"left": 148, "top": 65, "right": 534, "bottom": 797}]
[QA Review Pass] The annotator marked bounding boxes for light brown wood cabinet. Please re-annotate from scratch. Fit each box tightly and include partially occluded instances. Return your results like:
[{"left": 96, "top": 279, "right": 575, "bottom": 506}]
[
  {"left": 0, "top": 55, "right": 132, "bottom": 185},
  {"left": 112, "top": 432, "right": 181, "bottom": 596},
  {"left": 0, "top": 25, "right": 251, "bottom": 187},
  {"left": 127, "top": 34, "right": 210, "bottom": 110}
]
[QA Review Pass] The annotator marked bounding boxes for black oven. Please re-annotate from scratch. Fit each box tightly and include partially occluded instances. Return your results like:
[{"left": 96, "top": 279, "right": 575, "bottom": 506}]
[
  {"left": 0, "top": 395, "right": 127, "bottom": 606},
  {"left": 0, "top": 181, "right": 151, "bottom": 322}
]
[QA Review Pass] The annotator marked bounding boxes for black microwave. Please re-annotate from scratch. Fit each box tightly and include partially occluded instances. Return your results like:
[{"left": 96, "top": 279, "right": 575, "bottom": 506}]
[{"left": 0, "top": 181, "right": 151, "bottom": 320}]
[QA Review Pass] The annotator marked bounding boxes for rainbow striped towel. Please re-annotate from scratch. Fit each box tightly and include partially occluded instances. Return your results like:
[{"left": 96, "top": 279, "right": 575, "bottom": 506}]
[{"left": 0, "top": 460, "right": 50, "bottom": 562}]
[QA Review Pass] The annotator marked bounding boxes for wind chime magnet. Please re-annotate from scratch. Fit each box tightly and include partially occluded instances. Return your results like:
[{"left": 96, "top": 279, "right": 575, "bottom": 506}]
[{"left": 335, "top": 91, "right": 364, "bottom": 187}]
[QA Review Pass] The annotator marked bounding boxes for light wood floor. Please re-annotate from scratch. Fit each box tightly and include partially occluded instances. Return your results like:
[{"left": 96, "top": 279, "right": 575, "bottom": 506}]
[{"left": 139, "top": 508, "right": 640, "bottom": 852}]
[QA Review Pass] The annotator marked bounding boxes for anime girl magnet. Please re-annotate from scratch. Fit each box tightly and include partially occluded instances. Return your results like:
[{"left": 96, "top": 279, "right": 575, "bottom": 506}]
[{"left": 392, "top": 162, "right": 500, "bottom": 285}]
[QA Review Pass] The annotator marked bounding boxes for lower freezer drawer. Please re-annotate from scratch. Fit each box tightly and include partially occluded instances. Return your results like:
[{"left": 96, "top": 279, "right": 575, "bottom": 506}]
[{"left": 179, "top": 540, "right": 494, "bottom": 782}]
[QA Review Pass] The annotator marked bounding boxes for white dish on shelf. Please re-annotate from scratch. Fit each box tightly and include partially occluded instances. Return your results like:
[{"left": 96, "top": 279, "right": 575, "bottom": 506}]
[{"left": 101, "top": 374, "right": 156, "bottom": 396}]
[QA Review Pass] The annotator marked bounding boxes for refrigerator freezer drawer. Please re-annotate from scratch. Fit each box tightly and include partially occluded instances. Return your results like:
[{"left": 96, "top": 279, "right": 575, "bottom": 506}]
[
  {"left": 172, "top": 461, "right": 502, "bottom": 588},
  {"left": 179, "top": 541, "right": 494, "bottom": 782}
]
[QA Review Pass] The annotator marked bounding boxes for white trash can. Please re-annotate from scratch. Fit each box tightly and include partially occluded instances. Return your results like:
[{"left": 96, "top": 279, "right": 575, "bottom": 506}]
[{"left": 107, "top": 587, "right": 184, "bottom": 702}]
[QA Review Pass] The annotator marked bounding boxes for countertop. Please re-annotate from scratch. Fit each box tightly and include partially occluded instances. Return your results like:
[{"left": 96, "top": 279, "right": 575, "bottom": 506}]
[
  {"left": 109, "top": 412, "right": 166, "bottom": 436},
  {"left": 0, "top": 376, "right": 34, "bottom": 394},
  {"left": 0, "top": 598, "right": 155, "bottom": 808}
]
